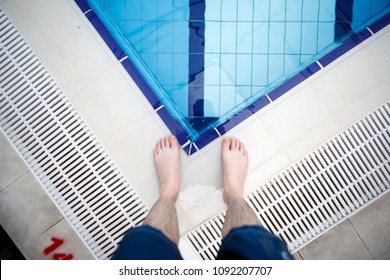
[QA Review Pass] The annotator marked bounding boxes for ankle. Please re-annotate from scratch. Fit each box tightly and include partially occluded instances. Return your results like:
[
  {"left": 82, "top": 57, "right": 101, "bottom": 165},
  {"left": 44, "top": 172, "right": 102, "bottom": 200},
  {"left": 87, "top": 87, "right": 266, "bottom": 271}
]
[
  {"left": 160, "top": 189, "right": 179, "bottom": 203},
  {"left": 223, "top": 190, "right": 244, "bottom": 206}
]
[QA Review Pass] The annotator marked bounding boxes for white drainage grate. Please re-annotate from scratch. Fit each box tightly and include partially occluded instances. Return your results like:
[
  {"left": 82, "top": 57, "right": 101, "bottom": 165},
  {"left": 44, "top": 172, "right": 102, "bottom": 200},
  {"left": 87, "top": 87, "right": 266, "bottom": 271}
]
[
  {"left": 185, "top": 102, "right": 390, "bottom": 260},
  {"left": 0, "top": 9, "right": 148, "bottom": 259}
]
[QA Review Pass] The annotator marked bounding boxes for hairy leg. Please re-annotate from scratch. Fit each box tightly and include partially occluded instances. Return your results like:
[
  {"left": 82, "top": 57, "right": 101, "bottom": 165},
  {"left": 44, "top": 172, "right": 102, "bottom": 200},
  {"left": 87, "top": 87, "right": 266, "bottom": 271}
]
[
  {"left": 221, "top": 138, "right": 260, "bottom": 238},
  {"left": 143, "top": 136, "right": 181, "bottom": 244}
]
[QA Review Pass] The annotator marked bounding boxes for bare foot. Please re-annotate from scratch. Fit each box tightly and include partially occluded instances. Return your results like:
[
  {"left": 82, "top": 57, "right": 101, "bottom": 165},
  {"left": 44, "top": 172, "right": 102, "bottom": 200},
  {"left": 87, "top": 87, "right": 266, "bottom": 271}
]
[
  {"left": 221, "top": 138, "right": 249, "bottom": 205},
  {"left": 153, "top": 135, "right": 180, "bottom": 202}
]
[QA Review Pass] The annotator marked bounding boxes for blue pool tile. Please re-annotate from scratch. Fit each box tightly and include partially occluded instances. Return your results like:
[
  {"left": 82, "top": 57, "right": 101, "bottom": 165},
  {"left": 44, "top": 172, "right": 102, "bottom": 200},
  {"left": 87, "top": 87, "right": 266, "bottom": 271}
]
[
  {"left": 356, "top": 28, "right": 373, "bottom": 42},
  {"left": 217, "top": 107, "right": 255, "bottom": 136},
  {"left": 318, "top": 24, "right": 382, "bottom": 68},
  {"left": 249, "top": 95, "right": 271, "bottom": 114},
  {"left": 319, "top": 37, "right": 357, "bottom": 67},
  {"left": 74, "top": 0, "right": 91, "bottom": 13},
  {"left": 84, "top": 12, "right": 126, "bottom": 61},
  {"left": 156, "top": 107, "right": 189, "bottom": 146},
  {"left": 303, "top": 62, "right": 322, "bottom": 78},
  {"left": 188, "top": 0, "right": 206, "bottom": 118},
  {"left": 320, "top": 22, "right": 385, "bottom": 68},
  {"left": 76, "top": 0, "right": 389, "bottom": 154},
  {"left": 369, "top": 12, "right": 390, "bottom": 33},
  {"left": 188, "top": 144, "right": 198, "bottom": 155},
  {"left": 267, "top": 73, "right": 301, "bottom": 101},
  {"left": 193, "top": 128, "right": 220, "bottom": 151},
  {"left": 182, "top": 143, "right": 192, "bottom": 155},
  {"left": 121, "top": 59, "right": 162, "bottom": 110},
  {"left": 349, "top": 29, "right": 373, "bottom": 45},
  {"left": 268, "top": 62, "right": 321, "bottom": 101},
  {"left": 189, "top": 0, "right": 206, "bottom": 20}
]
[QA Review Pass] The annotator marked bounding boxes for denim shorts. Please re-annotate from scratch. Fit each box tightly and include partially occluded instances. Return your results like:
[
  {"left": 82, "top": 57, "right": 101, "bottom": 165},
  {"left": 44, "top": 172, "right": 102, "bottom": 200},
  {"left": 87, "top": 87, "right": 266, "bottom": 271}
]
[{"left": 111, "top": 225, "right": 293, "bottom": 260}]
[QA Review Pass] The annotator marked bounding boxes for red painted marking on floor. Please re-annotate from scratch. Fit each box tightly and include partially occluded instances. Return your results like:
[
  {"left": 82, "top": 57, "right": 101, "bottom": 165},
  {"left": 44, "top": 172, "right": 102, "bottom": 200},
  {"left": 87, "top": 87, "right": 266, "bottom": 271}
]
[
  {"left": 43, "top": 237, "right": 64, "bottom": 255},
  {"left": 53, "top": 253, "right": 74, "bottom": 260},
  {"left": 43, "top": 237, "right": 75, "bottom": 260}
]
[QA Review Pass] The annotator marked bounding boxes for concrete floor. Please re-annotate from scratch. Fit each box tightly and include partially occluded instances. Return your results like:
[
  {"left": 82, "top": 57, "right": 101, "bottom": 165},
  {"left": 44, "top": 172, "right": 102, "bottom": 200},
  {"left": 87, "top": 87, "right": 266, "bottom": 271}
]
[{"left": 296, "top": 191, "right": 390, "bottom": 260}]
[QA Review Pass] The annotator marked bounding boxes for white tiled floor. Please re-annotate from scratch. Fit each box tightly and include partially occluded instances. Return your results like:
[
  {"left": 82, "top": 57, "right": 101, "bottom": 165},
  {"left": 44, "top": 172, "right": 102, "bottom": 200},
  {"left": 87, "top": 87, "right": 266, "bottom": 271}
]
[
  {"left": 106, "top": 114, "right": 167, "bottom": 183},
  {"left": 0, "top": 0, "right": 389, "bottom": 259},
  {"left": 325, "top": 39, "right": 390, "bottom": 120},
  {"left": 71, "top": 65, "right": 152, "bottom": 148},
  {"left": 275, "top": 74, "right": 356, "bottom": 152}
]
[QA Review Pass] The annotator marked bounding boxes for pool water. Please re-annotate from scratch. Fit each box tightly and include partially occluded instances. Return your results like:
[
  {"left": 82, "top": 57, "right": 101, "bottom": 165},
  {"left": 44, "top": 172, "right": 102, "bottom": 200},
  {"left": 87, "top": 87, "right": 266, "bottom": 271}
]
[{"left": 85, "top": 0, "right": 390, "bottom": 143}]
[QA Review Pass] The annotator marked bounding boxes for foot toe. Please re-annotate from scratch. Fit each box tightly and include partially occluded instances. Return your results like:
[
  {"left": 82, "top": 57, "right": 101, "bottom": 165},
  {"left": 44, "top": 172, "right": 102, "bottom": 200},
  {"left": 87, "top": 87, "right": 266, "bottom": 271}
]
[
  {"left": 169, "top": 135, "right": 179, "bottom": 148},
  {"left": 232, "top": 138, "right": 240, "bottom": 150},
  {"left": 222, "top": 138, "right": 232, "bottom": 150},
  {"left": 154, "top": 141, "right": 161, "bottom": 155}
]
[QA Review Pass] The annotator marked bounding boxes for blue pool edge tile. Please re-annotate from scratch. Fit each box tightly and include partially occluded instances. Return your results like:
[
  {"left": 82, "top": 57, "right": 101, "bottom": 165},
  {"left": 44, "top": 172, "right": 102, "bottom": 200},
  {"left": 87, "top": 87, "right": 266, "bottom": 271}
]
[
  {"left": 369, "top": 11, "right": 390, "bottom": 33},
  {"left": 121, "top": 59, "right": 162, "bottom": 110},
  {"left": 74, "top": 0, "right": 91, "bottom": 13},
  {"left": 267, "top": 62, "right": 321, "bottom": 102},
  {"left": 319, "top": 31, "right": 365, "bottom": 67},
  {"left": 189, "top": 94, "right": 271, "bottom": 155},
  {"left": 156, "top": 107, "right": 189, "bottom": 146},
  {"left": 320, "top": 12, "right": 390, "bottom": 67}
]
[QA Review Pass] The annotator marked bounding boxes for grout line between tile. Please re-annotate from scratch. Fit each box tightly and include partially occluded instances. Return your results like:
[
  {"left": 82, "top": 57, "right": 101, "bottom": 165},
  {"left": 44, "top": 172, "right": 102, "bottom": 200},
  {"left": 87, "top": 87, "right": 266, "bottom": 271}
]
[
  {"left": 272, "top": 106, "right": 306, "bottom": 155},
  {"left": 323, "top": 70, "right": 357, "bottom": 119},
  {"left": 316, "top": 60, "right": 324, "bottom": 69},
  {"left": 119, "top": 56, "right": 128, "bottom": 63},
  {"left": 297, "top": 251, "right": 304, "bottom": 260},
  {"left": 131, "top": 167, "right": 156, "bottom": 191},
  {"left": 214, "top": 127, "right": 222, "bottom": 137},
  {"left": 366, "top": 27, "right": 375, "bottom": 36},
  {"left": 181, "top": 139, "right": 191, "bottom": 149},
  {"left": 347, "top": 218, "right": 375, "bottom": 260},
  {"left": 0, "top": 169, "right": 30, "bottom": 194},
  {"left": 192, "top": 142, "right": 199, "bottom": 151},
  {"left": 155, "top": 104, "right": 164, "bottom": 112},
  {"left": 68, "top": 62, "right": 117, "bottom": 100},
  {"left": 188, "top": 143, "right": 193, "bottom": 155},
  {"left": 35, "top": 218, "right": 65, "bottom": 237},
  {"left": 376, "top": 35, "right": 390, "bottom": 62}
]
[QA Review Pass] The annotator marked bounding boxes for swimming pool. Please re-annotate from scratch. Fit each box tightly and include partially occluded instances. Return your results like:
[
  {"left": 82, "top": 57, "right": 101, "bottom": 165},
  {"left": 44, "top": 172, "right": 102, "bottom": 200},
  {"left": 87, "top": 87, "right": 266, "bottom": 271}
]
[{"left": 75, "top": 0, "right": 390, "bottom": 154}]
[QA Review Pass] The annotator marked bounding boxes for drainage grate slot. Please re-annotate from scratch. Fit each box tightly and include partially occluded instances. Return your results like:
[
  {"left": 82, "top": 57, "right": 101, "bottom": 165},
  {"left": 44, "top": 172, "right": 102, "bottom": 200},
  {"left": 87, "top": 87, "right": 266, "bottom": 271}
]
[
  {"left": 0, "top": 9, "right": 148, "bottom": 259},
  {"left": 185, "top": 102, "right": 390, "bottom": 259}
]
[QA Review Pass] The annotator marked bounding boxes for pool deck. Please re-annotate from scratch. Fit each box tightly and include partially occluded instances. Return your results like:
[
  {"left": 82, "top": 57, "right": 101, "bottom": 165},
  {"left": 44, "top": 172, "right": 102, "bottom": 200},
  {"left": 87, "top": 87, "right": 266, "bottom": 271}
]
[{"left": 0, "top": 0, "right": 389, "bottom": 259}]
